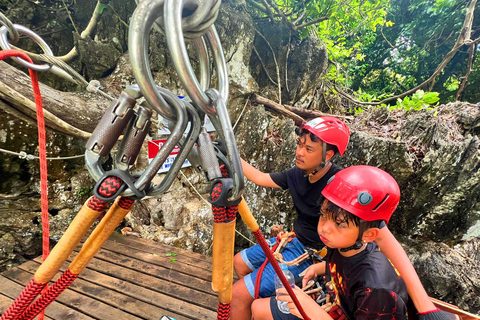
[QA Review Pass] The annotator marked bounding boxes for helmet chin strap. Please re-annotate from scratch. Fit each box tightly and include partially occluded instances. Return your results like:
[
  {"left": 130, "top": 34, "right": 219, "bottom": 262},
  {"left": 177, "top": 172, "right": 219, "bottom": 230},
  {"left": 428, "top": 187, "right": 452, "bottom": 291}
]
[
  {"left": 304, "top": 142, "right": 329, "bottom": 177},
  {"left": 340, "top": 221, "right": 367, "bottom": 252}
]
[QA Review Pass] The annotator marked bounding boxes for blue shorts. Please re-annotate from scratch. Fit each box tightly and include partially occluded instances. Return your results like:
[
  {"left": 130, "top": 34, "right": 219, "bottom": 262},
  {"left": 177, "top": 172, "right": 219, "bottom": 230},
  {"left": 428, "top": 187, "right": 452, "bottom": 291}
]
[{"left": 240, "top": 237, "right": 313, "bottom": 298}]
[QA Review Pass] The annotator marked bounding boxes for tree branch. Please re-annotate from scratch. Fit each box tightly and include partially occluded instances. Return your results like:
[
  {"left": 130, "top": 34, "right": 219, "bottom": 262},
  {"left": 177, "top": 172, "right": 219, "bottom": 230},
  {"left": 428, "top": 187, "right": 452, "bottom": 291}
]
[
  {"left": 455, "top": 43, "right": 476, "bottom": 101},
  {"left": 246, "top": 0, "right": 268, "bottom": 13},
  {"left": 250, "top": 93, "right": 305, "bottom": 126},
  {"left": 254, "top": 28, "right": 282, "bottom": 104},
  {"left": 293, "top": 16, "right": 329, "bottom": 30}
]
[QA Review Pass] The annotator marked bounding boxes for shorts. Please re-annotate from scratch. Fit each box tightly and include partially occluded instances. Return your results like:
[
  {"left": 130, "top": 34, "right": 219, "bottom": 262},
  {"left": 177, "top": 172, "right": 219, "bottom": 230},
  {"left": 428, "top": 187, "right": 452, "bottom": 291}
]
[
  {"left": 270, "top": 296, "right": 301, "bottom": 320},
  {"left": 240, "top": 237, "right": 313, "bottom": 298}
]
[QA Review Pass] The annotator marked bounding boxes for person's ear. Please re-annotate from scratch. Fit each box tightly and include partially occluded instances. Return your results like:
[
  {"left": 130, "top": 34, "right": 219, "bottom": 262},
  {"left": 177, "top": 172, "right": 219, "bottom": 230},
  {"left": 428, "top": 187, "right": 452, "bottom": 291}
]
[
  {"left": 325, "top": 150, "right": 335, "bottom": 162},
  {"left": 362, "top": 228, "right": 380, "bottom": 243}
]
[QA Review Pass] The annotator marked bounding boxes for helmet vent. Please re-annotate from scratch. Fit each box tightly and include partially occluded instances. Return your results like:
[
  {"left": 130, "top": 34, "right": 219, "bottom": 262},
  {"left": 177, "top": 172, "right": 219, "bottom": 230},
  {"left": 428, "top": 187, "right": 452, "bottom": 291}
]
[
  {"left": 372, "top": 194, "right": 390, "bottom": 211},
  {"left": 357, "top": 192, "right": 373, "bottom": 205}
]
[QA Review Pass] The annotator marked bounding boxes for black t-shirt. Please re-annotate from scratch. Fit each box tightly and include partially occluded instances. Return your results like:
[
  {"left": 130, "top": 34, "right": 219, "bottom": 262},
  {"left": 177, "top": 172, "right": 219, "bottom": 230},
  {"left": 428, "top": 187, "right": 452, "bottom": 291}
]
[
  {"left": 269, "top": 164, "right": 342, "bottom": 249},
  {"left": 325, "top": 243, "right": 409, "bottom": 320}
]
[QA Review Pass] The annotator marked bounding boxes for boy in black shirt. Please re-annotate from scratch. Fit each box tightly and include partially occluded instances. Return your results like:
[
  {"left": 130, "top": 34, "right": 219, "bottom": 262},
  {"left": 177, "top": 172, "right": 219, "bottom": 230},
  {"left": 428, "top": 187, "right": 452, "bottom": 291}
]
[
  {"left": 231, "top": 117, "right": 350, "bottom": 320},
  {"left": 268, "top": 166, "right": 455, "bottom": 320},
  {"left": 232, "top": 118, "right": 452, "bottom": 320}
]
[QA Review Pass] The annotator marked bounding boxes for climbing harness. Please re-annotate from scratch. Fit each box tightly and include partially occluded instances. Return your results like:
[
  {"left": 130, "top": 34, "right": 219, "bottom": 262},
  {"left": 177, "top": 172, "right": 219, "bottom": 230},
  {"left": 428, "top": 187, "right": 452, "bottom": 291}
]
[{"left": 0, "top": 1, "right": 313, "bottom": 319}]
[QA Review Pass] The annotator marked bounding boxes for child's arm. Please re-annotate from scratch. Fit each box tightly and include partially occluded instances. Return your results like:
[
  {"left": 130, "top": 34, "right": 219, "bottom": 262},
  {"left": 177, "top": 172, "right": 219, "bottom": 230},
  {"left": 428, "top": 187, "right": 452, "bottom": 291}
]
[
  {"left": 277, "top": 286, "right": 333, "bottom": 320},
  {"left": 375, "top": 226, "right": 436, "bottom": 312}
]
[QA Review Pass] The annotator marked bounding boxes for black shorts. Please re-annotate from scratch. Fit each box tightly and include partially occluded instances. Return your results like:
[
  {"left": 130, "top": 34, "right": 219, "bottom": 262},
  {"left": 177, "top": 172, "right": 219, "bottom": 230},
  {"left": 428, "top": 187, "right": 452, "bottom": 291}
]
[{"left": 270, "top": 296, "right": 302, "bottom": 320}]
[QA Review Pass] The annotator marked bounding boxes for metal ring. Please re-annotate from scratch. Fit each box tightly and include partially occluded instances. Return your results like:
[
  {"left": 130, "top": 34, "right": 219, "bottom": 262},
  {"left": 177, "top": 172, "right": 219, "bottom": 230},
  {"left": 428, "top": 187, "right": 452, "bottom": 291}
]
[
  {"left": 164, "top": 0, "right": 229, "bottom": 116},
  {"left": 0, "top": 24, "right": 53, "bottom": 72}
]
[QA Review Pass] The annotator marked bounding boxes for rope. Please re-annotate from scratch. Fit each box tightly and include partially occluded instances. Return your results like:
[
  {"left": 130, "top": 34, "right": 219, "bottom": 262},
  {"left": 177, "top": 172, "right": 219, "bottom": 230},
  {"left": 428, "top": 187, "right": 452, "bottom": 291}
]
[
  {"left": 210, "top": 165, "right": 238, "bottom": 320},
  {"left": 19, "top": 270, "right": 79, "bottom": 320},
  {"left": 0, "top": 12, "right": 19, "bottom": 44},
  {"left": 252, "top": 229, "right": 311, "bottom": 320},
  {"left": 16, "top": 176, "right": 126, "bottom": 320},
  {"left": 0, "top": 147, "right": 84, "bottom": 160},
  {"left": 0, "top": 279, "right": 46, "bottom": 320},
  {"left": 0, "top": 49, "right": 49, "bottom": 320}
]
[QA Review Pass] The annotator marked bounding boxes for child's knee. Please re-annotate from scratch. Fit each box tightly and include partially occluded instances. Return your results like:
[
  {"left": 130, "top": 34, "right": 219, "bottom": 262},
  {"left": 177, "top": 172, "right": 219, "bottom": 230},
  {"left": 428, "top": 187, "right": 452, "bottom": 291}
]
[{"left": 251, "top": 298, "right": 272, "bottom": 320}]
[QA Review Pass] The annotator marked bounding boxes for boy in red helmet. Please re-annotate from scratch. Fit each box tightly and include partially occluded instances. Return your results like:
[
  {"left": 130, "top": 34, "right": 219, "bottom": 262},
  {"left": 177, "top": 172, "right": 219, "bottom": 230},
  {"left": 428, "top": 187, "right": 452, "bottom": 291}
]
[
  {"left": 257, "top": 166, "right": 459, "bottom": 320},
  {"left": 232, "top": 117, "right": 448, "bottom": 320},
  {"left": 231, "top": 117, "right": 349, "bottom": 320}
]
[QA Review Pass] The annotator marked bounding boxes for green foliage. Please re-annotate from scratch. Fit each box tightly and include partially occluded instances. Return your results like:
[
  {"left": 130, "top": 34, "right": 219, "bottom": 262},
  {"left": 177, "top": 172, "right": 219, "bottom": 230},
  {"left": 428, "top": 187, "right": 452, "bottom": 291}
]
[
  {"left": 77, "top": 187, "right": 92, "bottom": 197},
  {"left": 352, "top": 0, "right": 476, "bottom": 101},
  {"left": 390, "top": 90, "right": 440, "bottom": 111},
  {"left": 352, "top": 89, "right": 439, "bottom": 113},
  {"left": 166, "top": 252, "right": 177, "bottom": 263}
]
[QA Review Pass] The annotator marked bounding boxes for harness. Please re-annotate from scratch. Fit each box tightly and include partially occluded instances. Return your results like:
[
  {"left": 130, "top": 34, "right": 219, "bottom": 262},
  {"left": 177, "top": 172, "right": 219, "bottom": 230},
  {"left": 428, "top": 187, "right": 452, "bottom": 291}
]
[{"left": 253, "top": 231, "right": 327, "bottom": 299}]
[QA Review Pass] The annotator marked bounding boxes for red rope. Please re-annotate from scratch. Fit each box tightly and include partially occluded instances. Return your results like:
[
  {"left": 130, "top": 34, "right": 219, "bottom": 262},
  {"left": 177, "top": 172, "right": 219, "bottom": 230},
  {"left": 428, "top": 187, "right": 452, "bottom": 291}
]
[
  {"left": 0, "top": 279, "right": 46, "bottom": 320},
  {"left": 19, "top": 270, "right": 78, "bottom": 320},
  {"left": 0, "top": 49, "right": 49, "bottom": 320},
  {"left": 253, "top": 229, "right": 311, "bottom": 320}
]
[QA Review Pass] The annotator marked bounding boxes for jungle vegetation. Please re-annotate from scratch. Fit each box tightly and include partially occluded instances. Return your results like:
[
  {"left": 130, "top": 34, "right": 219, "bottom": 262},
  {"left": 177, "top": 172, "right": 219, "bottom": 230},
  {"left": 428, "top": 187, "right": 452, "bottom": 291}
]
[{"left": 245, "top": 0, "right": 480, "bottom": 111}]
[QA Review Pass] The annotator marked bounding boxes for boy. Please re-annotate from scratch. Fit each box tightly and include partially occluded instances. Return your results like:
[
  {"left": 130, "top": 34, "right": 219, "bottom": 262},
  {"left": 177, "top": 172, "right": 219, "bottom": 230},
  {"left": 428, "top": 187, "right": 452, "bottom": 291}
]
[
  {"left": 231, "top": 116, "right": 349, "bottom": 320},
  {"left": 232, "top": 117, "right": 447, "bottom": 320},
  {"left": 253, "top": 166, "right": 457, "bottom": 320}
]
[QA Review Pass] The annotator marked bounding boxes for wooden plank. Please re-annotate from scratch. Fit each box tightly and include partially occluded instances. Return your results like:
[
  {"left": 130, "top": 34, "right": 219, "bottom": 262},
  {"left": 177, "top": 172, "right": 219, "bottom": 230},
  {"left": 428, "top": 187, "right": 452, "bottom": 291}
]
[
  {"left": 2, "top": 268, "right": 142, "bottom": 320},
  {"left": 54, "top": 255, "right": 217, "bottom": 311},
  {"left": 84, "top": 242, "right": 214, "bottom": 286},
  {"left": 0, "top": 275, "right": 93, "bottom": 320},
  {"left": 26, "top": 259, "right": 217, "bottom": 320},
  {"left": 17, "top": 261, "right": 187, "bottom": 320},
  {"left": 108, "top": 232, "right": 213, "bottom": 271},
  {"left": 82, "top": 247, "right": 214, "bottom": 294}
]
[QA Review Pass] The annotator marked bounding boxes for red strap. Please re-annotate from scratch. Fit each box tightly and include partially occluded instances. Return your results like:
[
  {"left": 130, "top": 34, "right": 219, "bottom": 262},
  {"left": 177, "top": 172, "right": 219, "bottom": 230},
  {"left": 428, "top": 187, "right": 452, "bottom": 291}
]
[{"left": 0, "top": 49, "right": 49, "bottom": 320}]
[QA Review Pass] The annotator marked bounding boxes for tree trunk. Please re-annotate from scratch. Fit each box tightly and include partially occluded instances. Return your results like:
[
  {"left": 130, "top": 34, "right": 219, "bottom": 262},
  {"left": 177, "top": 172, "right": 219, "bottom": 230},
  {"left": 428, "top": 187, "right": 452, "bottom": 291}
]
[{"left": 0, "top": 61, "right": 111, "bottom": 138}]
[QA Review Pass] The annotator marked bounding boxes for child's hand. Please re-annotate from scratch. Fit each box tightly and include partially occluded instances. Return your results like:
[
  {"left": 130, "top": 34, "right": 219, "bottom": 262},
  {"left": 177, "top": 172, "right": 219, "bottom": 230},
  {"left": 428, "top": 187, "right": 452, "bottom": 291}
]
[
  {"left": 302, "top": 265, "right": 318, "bottom": 289},
  {"left": 277, "top": 286, "right": 328, "bottom": 319}
]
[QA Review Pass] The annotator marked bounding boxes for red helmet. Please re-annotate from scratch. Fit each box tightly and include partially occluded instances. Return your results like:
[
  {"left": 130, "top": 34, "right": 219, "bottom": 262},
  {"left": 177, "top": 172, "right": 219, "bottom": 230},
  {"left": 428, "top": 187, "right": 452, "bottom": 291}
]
[
  {"left": 302, "top": 117, "right": 350, "bottom": 155},
  {"left": 321, "top": 165, "right": 400, "bottom": 223}
]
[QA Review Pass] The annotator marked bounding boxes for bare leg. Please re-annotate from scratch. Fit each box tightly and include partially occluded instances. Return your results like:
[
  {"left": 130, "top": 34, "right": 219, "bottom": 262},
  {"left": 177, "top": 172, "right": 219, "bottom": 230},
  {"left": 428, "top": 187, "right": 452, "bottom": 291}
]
[
  {"left": 234, "top": 252, "right": 252, "bottom": 279},
  {"left": 231, "top": 279, "right": 254, "bottom": 320},
  {"left": 251, "top": 298, "right": 274, "bottom": 320}
]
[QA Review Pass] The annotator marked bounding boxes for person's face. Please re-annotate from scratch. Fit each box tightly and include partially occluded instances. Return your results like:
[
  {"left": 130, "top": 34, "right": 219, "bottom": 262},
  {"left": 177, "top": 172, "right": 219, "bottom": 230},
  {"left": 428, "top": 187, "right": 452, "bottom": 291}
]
[
  {"left": 295, "top": 134, "right": 324, "bottom": 172},
  {"left": 317, "top": 201, "right": 359, "bottom": 251}
]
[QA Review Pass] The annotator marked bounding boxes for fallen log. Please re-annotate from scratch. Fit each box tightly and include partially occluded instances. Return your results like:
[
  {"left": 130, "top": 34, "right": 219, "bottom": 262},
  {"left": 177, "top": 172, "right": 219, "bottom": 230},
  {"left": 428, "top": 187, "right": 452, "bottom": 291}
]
[{"left": 0, "top": 61, "right": 111, "bottom": 138}]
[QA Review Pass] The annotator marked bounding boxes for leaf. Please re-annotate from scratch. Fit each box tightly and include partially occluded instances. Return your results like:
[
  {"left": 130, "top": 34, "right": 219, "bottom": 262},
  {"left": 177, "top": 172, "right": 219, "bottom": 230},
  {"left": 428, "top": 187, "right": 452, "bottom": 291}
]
[
  {"left": 98, "top": 3, "right": 108, "bottom": 15},
  {"left": 385, "top": 20, "right": 395, "bottom": 27},
  {"left": 170, "top": 258, "right": 177, "bottom": 263},
  {"left": 422, "top": 92, "right": 440, "bottom": 104}
]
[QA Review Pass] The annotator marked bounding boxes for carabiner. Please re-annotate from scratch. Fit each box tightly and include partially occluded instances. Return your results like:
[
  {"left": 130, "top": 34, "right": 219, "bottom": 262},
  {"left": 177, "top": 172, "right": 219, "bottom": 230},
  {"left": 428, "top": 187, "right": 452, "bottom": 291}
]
[{"left": 164, "top": 0, "right": 229, "bottom": 116}]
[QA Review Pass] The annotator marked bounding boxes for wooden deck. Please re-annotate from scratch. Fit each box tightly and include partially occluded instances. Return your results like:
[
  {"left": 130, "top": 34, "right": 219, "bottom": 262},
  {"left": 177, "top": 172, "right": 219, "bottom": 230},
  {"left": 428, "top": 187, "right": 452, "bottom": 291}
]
[{"left": 0, "top": 232, "right": 219, "bottom": 320}]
